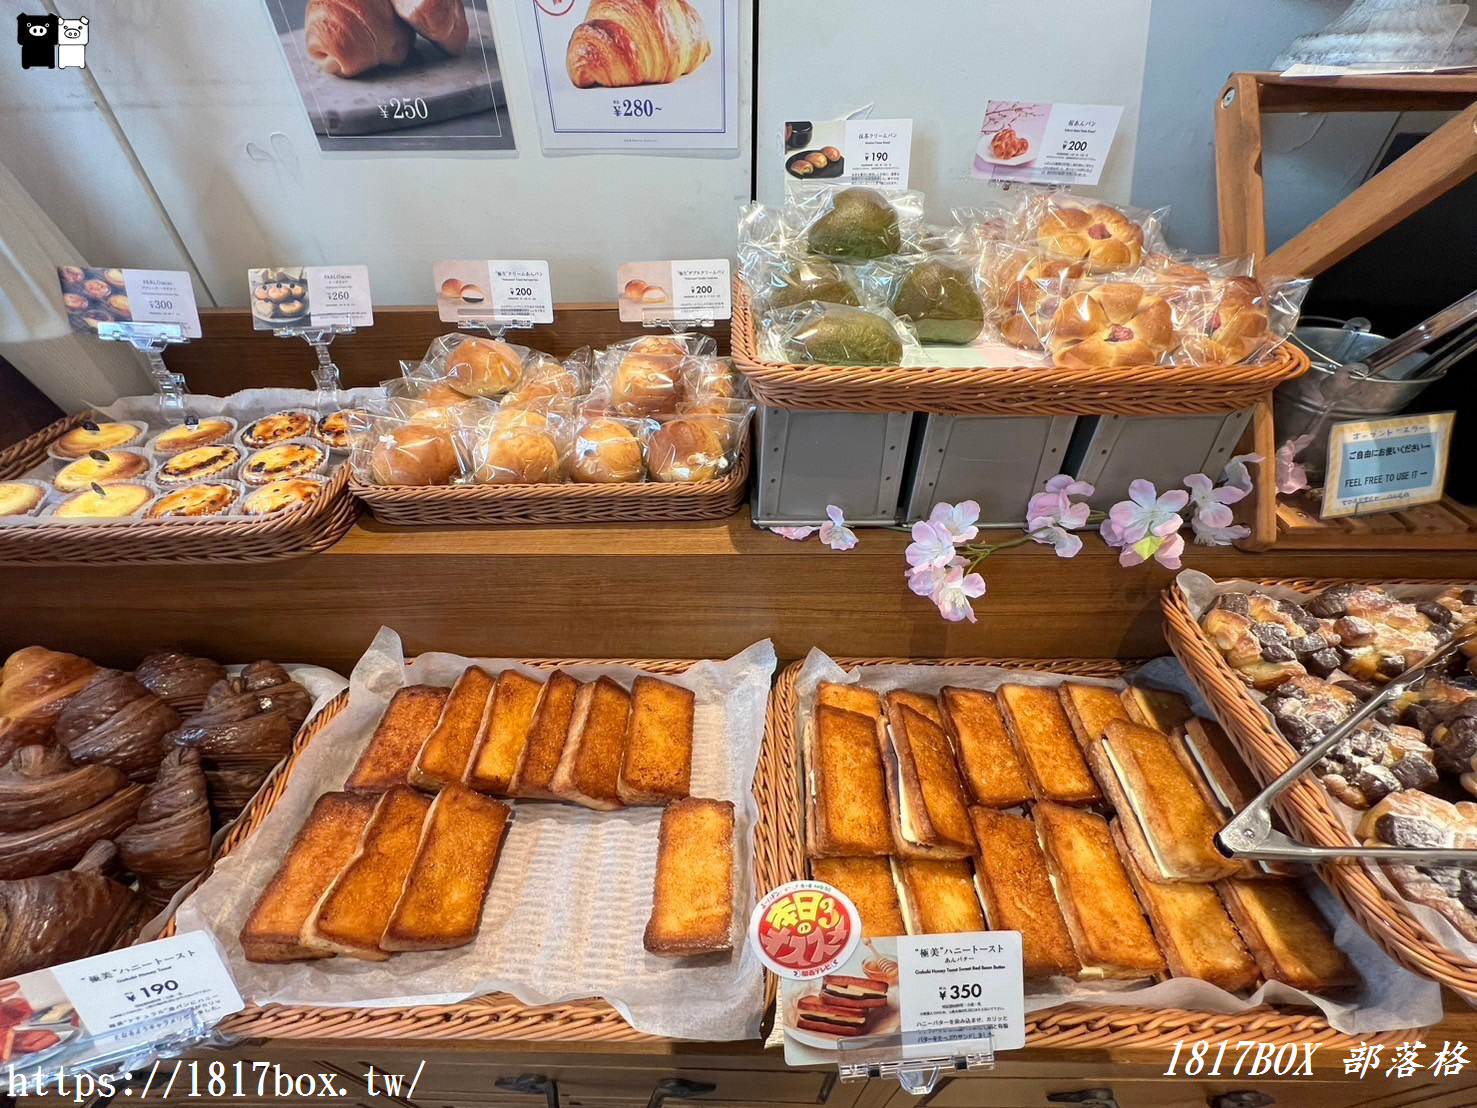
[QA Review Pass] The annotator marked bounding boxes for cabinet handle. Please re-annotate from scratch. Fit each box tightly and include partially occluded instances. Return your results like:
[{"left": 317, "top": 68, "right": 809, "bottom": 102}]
[
  {"left": 495, "top": 1073, "right": 559, "bottom": 1108},
  {"left": 646, "top": 1077, "right": 717, "bottom": 1107},
  {"left": 1210, "top": 1094, "right": 1276, "bottom": 1108},
  {"left": 1046, "top": 1091, "right": 1120, "bottom": 1108}
]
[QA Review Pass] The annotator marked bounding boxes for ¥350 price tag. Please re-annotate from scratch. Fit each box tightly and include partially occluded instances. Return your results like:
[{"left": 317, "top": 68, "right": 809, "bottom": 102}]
[{"left": 896, "top": 932, "right": 1024, "bottom": 1050}]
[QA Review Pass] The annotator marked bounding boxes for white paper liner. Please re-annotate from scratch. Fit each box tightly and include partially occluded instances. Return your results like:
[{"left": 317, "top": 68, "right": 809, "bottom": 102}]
[
  {"left": 1177, "top": 569, "right": 1477, "bottom": 986},
  {"left": 792, "top": 647, "right": 1441, "bottom": 1033},
  {"left": 175, "top": 628, "right": 777, "bottom": 1041}
]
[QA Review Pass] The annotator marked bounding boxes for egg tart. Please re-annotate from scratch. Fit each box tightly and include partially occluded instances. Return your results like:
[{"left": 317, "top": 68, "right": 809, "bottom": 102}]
[
  {"left": 242, "top": 477, "right": 323, "bottom": 516},
  {"left": 53, "top": 451, "right": 150, "bottom": 493},
  {"left": 241, "top": 442, "right": 326, "bottom": 486},
  {"left": 152, "top": 418, "right": 234, "bottom": 455},
  {"left": 314, "top": 409, "right": 363, "bottom": 451},
  {"left": 240, "top": 411, "right": 314, "bottom": 449},
  {"left": 53, "top": 483, "right": 153, "bottom": 520},
  {"left": 145, "top": 483, "right": 239, "bottom": 519},
  {"left": 157, "top": 445, "right": 241, "bottom": 485},
  {"left": 0, "top": 482, "right": 45, "bottom": 517},
  {"left": 52, "top": 421, "right": 143, "bottom": 459}
]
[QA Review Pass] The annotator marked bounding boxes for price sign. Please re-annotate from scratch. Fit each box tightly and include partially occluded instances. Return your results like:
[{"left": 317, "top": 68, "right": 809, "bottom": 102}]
[
  {"left": 58, "top": 267, "right": 202, "bottom": 339},
  {"left": 489, "top": 261, "right": 555, "bottom": 324},
  {"left": 896, "top": 932, "right": 1024, "bottom": 1050},
  {"left": 305, "top": 265, "right": 373, "bottom": 327},
  {"left": 1321, "top": 411, "right": 1455, "bottom": 519},
  {"left": 433, "top": 260, "right": 554, "bottom": 325},
  {"left": 617, "top": 260, "right": 730, "bottom": 324},
  {"left": 971, "top": 101, "right": 1123, "bottom": 186},
  {"left": 782, "top": 118, "right": 912, "bottom": 189}
]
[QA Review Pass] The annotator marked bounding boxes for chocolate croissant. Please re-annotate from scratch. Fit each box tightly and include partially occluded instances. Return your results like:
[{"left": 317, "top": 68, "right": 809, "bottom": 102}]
[
  {"left": 54, "top": 671, "right": 180, "bottom": 782},
  {"left": 305, "top": 0, "right": 413, "bottom": 78},
  {"left": 0, "top": 745, "right": 127, "bottom": 833},
  {"left": 135, "top": 651, "right": 228, "bottom": 717},
  {"left": 0, "top": 647, "right": 99, "bottom": 759},
  {"left": 0, "top": 842, "right": 145, "bottom": 978},
  {"left": 116, "top": 748, "right": 213, "bottom": 910},
  {"left": 566, "top": 0, "right": 711, "bottom": 89},
  {"left": 0, "top": 782, "right": 145, "bottom": 879}
]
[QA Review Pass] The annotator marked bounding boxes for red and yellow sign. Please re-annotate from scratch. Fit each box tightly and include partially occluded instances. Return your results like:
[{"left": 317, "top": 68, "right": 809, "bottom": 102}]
[{"left": 748, "top": 881, "right": 860, "bottom": 980}]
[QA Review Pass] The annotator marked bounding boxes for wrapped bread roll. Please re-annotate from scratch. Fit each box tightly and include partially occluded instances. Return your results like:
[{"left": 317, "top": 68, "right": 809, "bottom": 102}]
[
  {"left": 445, "top": 337, "right": 524, "bottom": 398},
  {"left": 369, "top": 423, "right": 460, "bottom": 486},
  {"left": 647, "top": 417, "right": 726, "bottom": 483},
  {"left": 1045, "top": 282, "right": 1179, "bottom": 369},
  {"left": 610, "top": 354, "right": 684, "bottom": 416},
  {"left": 571, "top": 418, "right": 646, "bottom": 484},
  {"left": 475, "top": 428, "right": 562, "bottom": 485}
]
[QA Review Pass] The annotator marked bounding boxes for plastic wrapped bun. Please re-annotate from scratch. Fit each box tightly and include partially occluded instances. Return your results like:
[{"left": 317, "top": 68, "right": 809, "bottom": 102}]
[
  {"left": 1022, "top": 193, "right": 1165, "bottom": 274},
  {"left": 768, "top": 302, "right": 914, "bottom": 367},
  {"left": 647, "top": 416, "right": 731, "bottom": 483},
  {"left": 753, "top": 253, "right": 861, "bottom": 314},
  {"left": 1138, "top": 250, "right": 1255, "bottom": 287},
  {"left": 441, "top": 335, "right": 525, "bottom": 398},
  {"left": 886, "top": 255, "right": 984, "bottom": 345},
  {"left": 979, "top": 242, "right": 1087, "bottom": 350},
  {"left": 605, "top": 351, "right": 688, "bottom": 416},
  {"left": 570, "top": 416, "right": 649, "bottom": 484},
  {"left": 616, "top": 332, "right": 717, "bottom": 358},
  {"left": 353, "top": 409, "right": 462, "bottom": 487},
  {"left": 1042, "top": 281, "right": 1183, "bottom": 369},
  {"left": 791, "top": 185, "right": 923, "bottom": 261},
  {"left": 472, "top": 423, "right": 564, "bottom": 485},
  {"left": 1180, "top": 276, "right": 1310, "bottom": 366},
  {"left": 683, "top": 356, "right": 747, "bottom": 405}
]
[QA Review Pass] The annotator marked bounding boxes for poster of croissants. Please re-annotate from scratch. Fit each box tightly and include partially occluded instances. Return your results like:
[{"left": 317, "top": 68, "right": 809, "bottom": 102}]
[
  {"left": 515, "top": 0, "right": 738, "bottom": 153},
  {"left": 264, "top": 0, "right": 516, "bottom": 151}
]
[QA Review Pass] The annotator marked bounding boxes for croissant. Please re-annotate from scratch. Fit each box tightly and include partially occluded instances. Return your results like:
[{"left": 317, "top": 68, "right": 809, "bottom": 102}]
[
  {"left": 116, "top": 748, "right": 212, "bottom": 910},
  {"left": 390, "top": 0, "right": 467, "bottom": 55},
  {"left": 135, "top": 651, "right": 228, "bottom": 717},
  {"left": 305, "top": 0, "right": 413, "bottom": 78},
  {"left": 0, "top": 783, "right": 145, "bottom": 879},
  {"left": 0, "top": 745, "right": 127, "bottom": 833},
  {"left": 566, "top": 0, "right": 711, "bottom": 89},
  {"left": 54, "top": 671, "right": 180, "bottom": 782},
  {"left": 0, "top": 842, "right": 145, "bottom": 978},
  {"left": 0, "top": 647, "right": 99, "bottom": 759}
]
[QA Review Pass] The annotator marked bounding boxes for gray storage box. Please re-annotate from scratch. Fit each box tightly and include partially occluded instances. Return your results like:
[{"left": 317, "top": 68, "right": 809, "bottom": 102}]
[
  {"left": 1066, "top": 411, "right": 1254, "bottom": 511},
  {"left": 901, "top": 415, "right": 1077, "bottom": 526},
  {"left": 752, "top": 406, "right": 913, "bottom": 527}
]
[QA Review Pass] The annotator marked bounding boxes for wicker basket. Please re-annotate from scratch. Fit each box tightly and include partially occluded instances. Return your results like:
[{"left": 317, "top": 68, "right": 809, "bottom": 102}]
[
  {"left": 349, "top": 435, "right": 751, "bottom": 526},
  {"left": 731, "top": 278, "right": 1310, "bottom": 415},
  {"left": 0, "top": 414, "right": 358, "bottom": 566},
  {"left": 771, "top": 657, "right": 1405, "bottom": 1049},
  {"left": 165, "top": 655, "right": 800, "bottom": 1045},
  {"left": 1163, "top": 576, "right": 1477, "bottom": 1000}
]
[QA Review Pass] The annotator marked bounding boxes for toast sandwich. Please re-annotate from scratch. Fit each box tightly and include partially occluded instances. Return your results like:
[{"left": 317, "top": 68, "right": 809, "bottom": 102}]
[
  {"left": 893, "top": 857, "right": 985, "bottom": 935},
  {"left": 884, "top": 689, "right": 944, "bottom": 728},
  {"left": 816, "top": 680, "right": 884, "bottom": 720},
  {"left": 1121, "top": 686, "right": 1194, "bottom": 735},
  {"left": 938, "top": 686, "right": 1032, "bottom": 808},
  {"left": 1218, "top": 879, "right": 1357, "bottom": 993},
  {"left": 795, "top": 994, "right": 867, "bottom": 1036},
  {"left": 997, "top": 684, "right": 1101, "bottom": 805},
  {"left": 881, "top": 705, "right": 975, "bottom": 857},
  {"left": 509, "top": 670, "right": 582, "bottom": 799},
  {"left": 410, "top": 665, "right": 496, "bottom": 789},
  {"left": 644, "top": 797, "right": 734, "bottom": 956},
  {"left": 810, "top": 856, "right": 906, "bottom": 939},
  {"left": 550, "top": 676, "right": 632, "bottom": 809},
  {"left": 344, "top": 685, "right": 448, "bottom": 793},
  {"left": 1058, "top": 682, "right": 1131, "bottom": 749},
  {"left": 617, "top": 675, "right": 696, "bottom": 805},
  {"left": 807, "top": 704, "right": 892, "bottom": 857},
  {"left": 463, "top": 670, "right": 544, "bottom": 795},
  {"left": 968, "top": 807, "right": 1080, "bottom": 979}
]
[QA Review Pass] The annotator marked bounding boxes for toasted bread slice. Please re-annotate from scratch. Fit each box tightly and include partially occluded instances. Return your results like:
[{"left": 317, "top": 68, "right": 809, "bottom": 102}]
[
  {"left": 885, "top": 706, "right": 975, "bottom": 854},
  {"left": 464, "top": 671, "right": 544, "bottom": 795},
  {"left": 939, "top": 687, "right": 1032, "bottom": 808},
  {"left": 809, "top": 704, "right": 892, "bottom": 857},
  {"left": 1178, "top": 718, "right": 1291, "bottom": 879},
  {"left": 894, "top": 858, "right": 985, "bottom": 935},
  {"left": 1218, "top": 879, "right": 1356, "bottom": 993},
  {"left": 618, "top": 675, "right": 695, "bottom": 805},
  {"left": 345, "top": 685, "right": 449, "bottom": 793},
  {"left": 1058, "top": 682, "right": 1130, "bottom": 749},
  {"left": 1033, "top": 801, "right": 1165, "bottom": 979},
  {"left": 550, "top": 676, "right": 632, "bottom": 810},
  {"left": 884, "top": 689, "right": 944, "bottom": 728},
  {"left": 1113, "top": 824, "right": 1259, "bottom": 992},
  {"left": 1090, "top": 720, "right": 1241, "bottom": 883},
  {"left": 969, "top": 807, "right": 1079, "bottom": 979},
  {"left": 821, "top": 974, "right": 888, "bottom": 1008},
  {"left": 381, "top": 784, "right": 511, "bottom": 951},
  {"left": 817, "top": 680, "right": 883, "bottom": 721},
  {"left": 410, "top": 666, "right": 496, "bottom": 790},
  {"left": 811, "top": 856, "right": 906, "bottom": 938},
  {"left": 304, "top": 786, "right": 432, "bottom": 960},
  {"left": 998, "top": 684, "right": 1101, "bottom": 805},
  {"left": 795, "top": 994, "right": 867, "bottom": 1036},
  {"left": 1121, "top": 686, "right": 1194, "bottom": 735},
  {"left": 644, "top": 797, "right": 734, "bottom": 955},
  {"left": 240, "top": 792, "right": 377, "bottom": 962},
  {"left": 509, "top": 670, "right": 581, "bottom": 799}
]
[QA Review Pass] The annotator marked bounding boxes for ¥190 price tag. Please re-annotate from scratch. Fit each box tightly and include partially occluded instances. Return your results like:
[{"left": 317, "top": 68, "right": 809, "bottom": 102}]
[
  {"left": 842, "top": 119, "right": 912, "bottom": 188},
  {"left": 895, "top": 931, "right": 1024, "bottom": 1050},
  {"left": 489, "top": 261, "right": 554, "bottom": 324}
]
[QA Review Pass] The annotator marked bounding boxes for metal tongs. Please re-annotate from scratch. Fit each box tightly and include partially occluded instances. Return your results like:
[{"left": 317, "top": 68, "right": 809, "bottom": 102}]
[{"left": 1217, "top": 621, "right": 1477, "bottom": 865}]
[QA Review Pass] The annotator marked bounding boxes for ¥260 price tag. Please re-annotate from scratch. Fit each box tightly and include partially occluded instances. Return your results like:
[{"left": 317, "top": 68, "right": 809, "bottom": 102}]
[
  {"left": 896, "top": 932, "right": 1024, "bottom": 1050},
  {"left": 305, "top": 265, "right": 373, "bottom": 327},
  {"left": 489, "top": 261, "right": 554, "bottom": 324}
]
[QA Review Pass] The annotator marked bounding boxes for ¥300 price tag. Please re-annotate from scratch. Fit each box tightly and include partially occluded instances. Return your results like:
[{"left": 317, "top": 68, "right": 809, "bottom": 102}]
[{"left": 896, "top": 932, "right": 1024, "bottom": 1050}]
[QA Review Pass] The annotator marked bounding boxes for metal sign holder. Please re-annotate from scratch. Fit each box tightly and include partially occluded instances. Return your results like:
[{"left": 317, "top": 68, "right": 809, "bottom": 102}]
[{"left": 836, "top": 1027, "right": 996, "bottom": 1094}]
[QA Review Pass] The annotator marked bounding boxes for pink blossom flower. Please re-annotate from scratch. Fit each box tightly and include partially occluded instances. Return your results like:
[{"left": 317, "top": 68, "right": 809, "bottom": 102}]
[
  {"left": 819, "top": 504, "right": 858, "bottom": 551},
  {"left": 1027, "top": 516, "right": 1084, "bottom": 558},
  {"left": 928, "top": 500, "right": 981, "bottom": 544},
  {"left": 1026, "top": 474, "right": 1094, "bottom": 527},
  {"left": 1276, "top": 435, "right": 1315, "bottom": 495},
  {"left": 906, "top": 520, "right": 959, "bottom": 571},
  {"left": 1117, "top": 530, "right": 1185, "bottom": 569},
  {"left": 1184, "top": 473, "right": 1250, "bottom": 547},
  {"left": 770, "top": 526, "right": 817, "bottom": 540},
  {"left": 907, "top": 560, "right": 958, "bottom": 598},
  {"left": 1191, "top": 513, "right": 1251, "bottom": 546},
  {"left": 1107, "top": 479, "right": 1188, "bottom": 545},
  {"left": 1220, "top": 452, "right": 1262, "bottom": 496},
  {"left": 930, "top": 565, "right": 987, "bottom": 623}
]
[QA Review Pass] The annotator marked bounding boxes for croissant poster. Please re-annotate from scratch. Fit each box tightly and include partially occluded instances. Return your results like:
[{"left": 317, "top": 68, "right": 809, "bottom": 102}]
[
  {"left": 265, "top": 0, "right": 516, "bottom": 152},
  {"left": 516, "top": 0, "right": 739, "bottom": 153}
]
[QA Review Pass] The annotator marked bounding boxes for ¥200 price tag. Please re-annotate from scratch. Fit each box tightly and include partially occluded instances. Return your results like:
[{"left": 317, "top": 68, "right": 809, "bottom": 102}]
[
  {"left": 617, "top": 260, "right": 730, "bottom": 323},
  {"left": 489, "top": 261, "right": 554, "bottom": 324},
  {"left": 896, "top": 931, "right": 1024, "bottom": 1050},
  {"left": 671, "top": 260, "right": 731, "bottom": 322}
]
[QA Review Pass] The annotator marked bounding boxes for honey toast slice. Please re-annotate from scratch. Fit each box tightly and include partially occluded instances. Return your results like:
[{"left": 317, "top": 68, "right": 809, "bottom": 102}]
[
  {"left": 381, "top": 784, "right": 511, "bottom": 951},
  {"left": 1121, "top": 686, "right": 1194, "bottom": 735},
  {"left": 509, "top": 670, "right": 581, "bottom": 799},
  {"left": 550, "top": 676, "right": 632, "bottom": 809},
  {"left": 817, "top": 680, "right": 883, "bottom": 721},
  {"left": 617, "top": 675, "right": 696, "bottom": 805},
  {"left": 969, "top": 807, "right": 1080, "bottom": 979},
  {"left": 938, "top": 686, "right": 1031, "bottom": 808},
  {"left": 885, "top": 689, "right": 944, "bottom": 728},
  {"left": 1033, "top": 801, "right": 1165, "bottom": 979},
  {"left": 1090, "top": 720, "right": 1241, "bottom": 883},
  {"left": 345, "top": 685, "right": 449, "bottom": 793},
  {"left": 410, "top": 666, "right": 496, "bottom": 790},
  {"left": 998, "top": 684, "right": 1101, "bottom": 805},
  {"left": 811, "top": 856, "right": 906, "bottom": 939},
  {"left": 1180, "top": 717, "right": 1263, "bottom": 813},
  {"left": 303, "top": 786, "right": 432, "bottom": 960},
  {"left": 463, "top": 670, "right": 544, "bottom": 796},
  {"left": 240, "top": 792, "right": 377, "bottom": 962},
  {"left": 894, "top": 858, "right": 985, "bottom": 935},
  {"left": 885, "top": 705, "right": 975, "bottom": 855},
  {"left": 808, "top": 704, "right": 892, "bottom": 857},
  {"left": 1218, "top": 879, "right": 1357, "bottom": 993},
  {"left": 1113, "top": 824, "right": 1259, "bottom": 993},
  {"left": 1058, "top": 682, "right": 1131, "bottom": 749},
  {"left": 644, "top": 797, "right": 735, "bottom": 956}
]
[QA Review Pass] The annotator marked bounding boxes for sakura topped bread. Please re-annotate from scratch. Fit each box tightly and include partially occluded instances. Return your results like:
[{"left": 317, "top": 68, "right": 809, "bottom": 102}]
[
  {"left": 1046, "top": 283, "right": 1177, "bottom": 369},
  {"left": 1034, "top": 198, "right": 1146, "bottom": 273}
]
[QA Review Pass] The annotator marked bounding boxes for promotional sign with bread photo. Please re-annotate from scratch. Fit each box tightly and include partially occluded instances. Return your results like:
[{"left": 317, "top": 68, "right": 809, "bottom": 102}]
[{"left": 264, "top": 0, "right": 514, "bottom": 151}]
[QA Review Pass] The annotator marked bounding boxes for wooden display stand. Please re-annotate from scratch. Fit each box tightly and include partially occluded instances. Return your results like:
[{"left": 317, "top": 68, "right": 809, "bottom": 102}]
[{"left": 1216, "top": 71, "right": 1477, "bottom": 550}]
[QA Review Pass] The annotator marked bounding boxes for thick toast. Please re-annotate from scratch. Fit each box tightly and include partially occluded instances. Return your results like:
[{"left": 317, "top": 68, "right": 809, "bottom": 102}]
[
  {"left": 550, "top": 676, "right": 632, "bottom": 809},
  {"left": 509, "top": 670, "right": 581, "bottom": 799},
  {"left": 1217, "top": 879, "right": 1356, "bottom": 993},
  {"left": 887, "top": 706, "right": 975, "bottom": 854},
  {"left": 969, "top": 807, "right": 1080, "bottom": 979},
  {"left": 997, "top": 684, "right": 1101, "bottom": 805},
  {"left": 303, "top": 786, "right": 432, "bottom": 960},
  {"left": 817, "top": 681, "right": 883, "bottom": 721},
  {"left": 617, "top": 675, "right": 695, "bottom": 805},
  {"left": 1113, "top": 824, "right": 1259, "bottom": 993},
  {"left": 894, "top": 858, "right": 985, "bottom": 935},
  {"left": 345, "top": 685, "right": 449, "bottom": 793},
  {"left": 1058, "top": 682, "right": 1130, "bottom": 749},
  {"left": 464, "top": 670, "right": 544, "bottom": 795},
  {"left": 884, "top": 689, "right": 944, "bottom": 728},
  {"left": 410, "top": 666, "right": 496, "bottom": 790},
  {"left": 1121, "top": 686, "right": 1194, "bottom": 735},
  {"left": 240, "top": 792, "right": 377, "bottom": 962},
  {"left": 382, "top": 784, "right": 511, "bottom": 951},
  {"left": 1180, "top": 717, "right": 1262, "bottom": 813},
  {"left": 938, "top": 686, "right": 1032, "bottom": 808},
  {"left": 1033, "top": 801, "right": 1165, "bottom": 979},
  {"left": 644, "top": 797, "right": 735, "bottom": 955},
  {"left": 811, "top": 856, "right": 906, "bottom": 939},
  {"left": 809, "top": 704, "right": 892, "bottom": 857}
]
